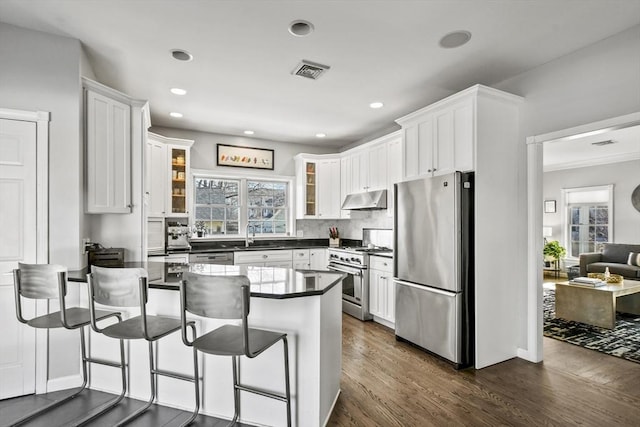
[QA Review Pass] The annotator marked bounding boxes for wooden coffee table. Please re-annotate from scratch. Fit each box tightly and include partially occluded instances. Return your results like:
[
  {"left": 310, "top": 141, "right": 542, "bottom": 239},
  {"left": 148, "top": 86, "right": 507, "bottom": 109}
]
[{"left": 555, "top": 279, "right": 640, "bottom": 329}]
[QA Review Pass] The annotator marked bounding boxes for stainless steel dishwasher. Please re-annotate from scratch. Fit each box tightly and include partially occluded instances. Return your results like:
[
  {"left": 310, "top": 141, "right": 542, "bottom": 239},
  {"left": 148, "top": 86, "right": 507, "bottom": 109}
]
[{"left": 189, "top": 252, "right": 234, "bottom": 265}]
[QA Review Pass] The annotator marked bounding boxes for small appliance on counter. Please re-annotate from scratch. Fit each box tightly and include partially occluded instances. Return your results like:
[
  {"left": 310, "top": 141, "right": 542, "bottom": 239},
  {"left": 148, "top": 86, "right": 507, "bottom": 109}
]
[
  {"left": 88, "top": 245, "right": 125, "bottom": 267},
  {"left": 166, "top": 219, "right": 191, "bottom": 252}
]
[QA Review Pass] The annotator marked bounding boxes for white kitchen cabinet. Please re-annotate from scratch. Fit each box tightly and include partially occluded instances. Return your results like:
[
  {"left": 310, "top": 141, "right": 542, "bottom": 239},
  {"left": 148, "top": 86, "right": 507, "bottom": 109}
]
[
  {"left": 367, "top": 143, "right": 388, "bottom": 191},
  {"left": 386, "top": 136, "right": 403, "bottom": 217},
  {"left": 398, "top": 95, "right": 474, "bottom": 179},
  {"left": 145, "top": 132, "right": 194, "bottom": 218},
  {"left": 339, "top": 156, "right": 352, "bottom": 219},
  {"left": 309, "top": 248, "right": 328, "bottom": 270},
  {"left": 369, "top": 255, "right": 395, "bottom": 326},
  {"left": 316, "top": 159, "right": 341, "bottom": 218},
  {"left": 85, "top": 86, "right": 131, "bottom": 213},
  {"left": 294, "top": 154, "right": 341, "bottom": 219},
  {"left": 293, "top": 249, "right": 310, "bottom": 269},
  {"left": 146, "top": 217, "right": 165, "bottom": 255},
  {"left": 234, "top": 250, "right": 293, "bottom": 267},
  {"left": 146, "top": 138, "right": 167, "bottom": 216}
]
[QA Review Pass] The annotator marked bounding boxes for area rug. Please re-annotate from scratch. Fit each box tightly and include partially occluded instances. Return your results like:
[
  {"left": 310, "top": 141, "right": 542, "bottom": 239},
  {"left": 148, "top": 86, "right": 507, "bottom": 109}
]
[{"left": 543, "top": 288, "right": 640, "bottom": 364}]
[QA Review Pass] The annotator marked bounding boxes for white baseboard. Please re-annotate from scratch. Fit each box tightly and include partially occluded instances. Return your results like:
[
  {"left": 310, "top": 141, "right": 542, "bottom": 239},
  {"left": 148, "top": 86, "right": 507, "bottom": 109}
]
[
  {"left": 516, "top": 347, "right": 542, "bottom": 363},
  {"left": 372, "top": 315, "right": 395, "bottom": 330},
  {"left": 323, "top": 389, "right": 341, "bottom": 427},
  {"left": 47, "top": 374, "right": 83, "bottom": 393}
]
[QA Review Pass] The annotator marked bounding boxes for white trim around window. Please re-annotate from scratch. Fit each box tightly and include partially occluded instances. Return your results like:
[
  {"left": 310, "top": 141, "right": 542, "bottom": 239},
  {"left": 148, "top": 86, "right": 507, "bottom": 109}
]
[
  {"left": 560, "top": 184, "right": 614, "bottom": 262},
  {"left": 190, "top": 169, "right": 296, "bottom": 240}
]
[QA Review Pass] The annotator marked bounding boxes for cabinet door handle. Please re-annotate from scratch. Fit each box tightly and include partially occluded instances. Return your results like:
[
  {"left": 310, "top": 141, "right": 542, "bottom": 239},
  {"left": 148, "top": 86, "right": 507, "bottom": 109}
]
[
  {"left": 380, "top": 276, "right": 387, "bottom": 280},
  {"left": 262, "top": 255, "right": 268, "bottom": 259},
  {"left": 427, "top": 169, "right": 432, "bottom": 173},
  {"left": 433, "top": 168, "right": 437, "bottom": 172}
]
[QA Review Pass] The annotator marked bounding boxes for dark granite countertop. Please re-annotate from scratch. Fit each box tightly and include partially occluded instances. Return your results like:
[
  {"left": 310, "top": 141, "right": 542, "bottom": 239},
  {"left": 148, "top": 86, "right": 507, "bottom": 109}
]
[
  {"left": 185, "top": 238, "right": 361, "bottom": 254},
  {"left": 68, "top": 262, "right": 345, "bottom": 299}
]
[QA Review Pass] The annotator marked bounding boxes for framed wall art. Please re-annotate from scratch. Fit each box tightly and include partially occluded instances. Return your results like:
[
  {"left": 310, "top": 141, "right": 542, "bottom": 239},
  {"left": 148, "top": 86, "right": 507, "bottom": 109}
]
[
  {"left": 544, "top": 200, "right": 556, "bottom": 213},
  {"left": 216, "top": 144, "right": 274, "bottom": 170}
]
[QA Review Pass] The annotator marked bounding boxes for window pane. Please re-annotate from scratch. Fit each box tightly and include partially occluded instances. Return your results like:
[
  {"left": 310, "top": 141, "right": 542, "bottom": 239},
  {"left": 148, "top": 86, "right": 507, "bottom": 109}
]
[
  {"left": 226, "top": 207, "right": 238, "bottom": 220},
  {"left": 570, "top": 225, "right": 579, "bottom": 242},
  {"left": 262, "top": 208, "right": 274, "bottom": 219},
  {"left": 195, "top": 206, "right": 211, "bottom": 220},
  {"left": 248, "top": 208, "right": 261, "bottom": 219},
  {"left": 211, "top": 207, "right": 225, "bottom": 220},
  {"left": 588, "top": 207, "right": 597, "bottom": 224},
  {"left": 226, "top": 222, "right": 239, "bottom": 234},
  {"left": 595, "top": 226, "right": 608, "bottom": 242},
  {"left": 571, "top": 207, "right": 580, "bottom": 225},
  {"left": 248, "top": 195, "right": 262, "bottom": 207},
  {"left": 273, "top": 209, "right": 285, "bottom": 220},
  {"left": 274, "top": 221, "right": 286, "bottom": 233},
  {"left": 596, "top": 207, "right": 608, "bottom": 224}
]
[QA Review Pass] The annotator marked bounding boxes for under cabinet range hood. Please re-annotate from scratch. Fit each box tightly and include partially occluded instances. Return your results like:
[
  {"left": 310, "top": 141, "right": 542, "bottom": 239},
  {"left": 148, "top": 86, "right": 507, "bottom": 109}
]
[{"left": 341, "top": 190, "right": 387, "bottom": 210}]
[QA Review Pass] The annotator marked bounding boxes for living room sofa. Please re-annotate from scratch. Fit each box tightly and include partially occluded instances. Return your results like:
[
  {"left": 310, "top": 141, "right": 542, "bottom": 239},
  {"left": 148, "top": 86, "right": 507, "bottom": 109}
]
[{"left": 579, "top": 243, "right": 640, "bottom": 279}]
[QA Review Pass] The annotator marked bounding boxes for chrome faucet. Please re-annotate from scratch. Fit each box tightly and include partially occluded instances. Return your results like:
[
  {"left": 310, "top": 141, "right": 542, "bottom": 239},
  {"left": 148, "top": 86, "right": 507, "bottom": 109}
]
[{"left": 245, "top": 223, "right": 255, "bottom": 247}]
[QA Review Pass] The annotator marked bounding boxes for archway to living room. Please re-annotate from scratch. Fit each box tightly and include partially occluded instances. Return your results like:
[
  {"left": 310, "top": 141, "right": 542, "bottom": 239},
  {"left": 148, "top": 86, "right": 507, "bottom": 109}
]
[{"left": 526, "top": 112, "right": 640, "bottom": 364}]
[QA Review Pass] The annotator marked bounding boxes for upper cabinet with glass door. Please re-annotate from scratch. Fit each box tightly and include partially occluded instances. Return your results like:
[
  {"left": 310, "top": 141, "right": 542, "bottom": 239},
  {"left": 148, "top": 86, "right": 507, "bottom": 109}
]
[
  {"left": 294, "top": 154, "right": 341, "bottom": 219},
  {"left": 145, "top": 132, "right": 194, "bottom": 218}
]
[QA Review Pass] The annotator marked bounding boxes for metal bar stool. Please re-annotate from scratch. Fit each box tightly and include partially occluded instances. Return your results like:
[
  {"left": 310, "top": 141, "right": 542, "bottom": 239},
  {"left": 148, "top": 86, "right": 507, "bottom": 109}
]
[
  {"left": 179, "top": 272, "right": 291, "bottom": 427},
  {"left": 11, "top": 263, "right": 126, "bottom": 426},
  {"left": 87, "top": 265, "right": 199, "bottom": 427}
]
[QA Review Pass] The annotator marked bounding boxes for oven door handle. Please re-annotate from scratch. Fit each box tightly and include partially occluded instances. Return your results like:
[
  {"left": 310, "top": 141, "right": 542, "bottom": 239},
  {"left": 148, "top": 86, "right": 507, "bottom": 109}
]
[{"left": 328, "top": 265, "right": 363, "bottom": 277}]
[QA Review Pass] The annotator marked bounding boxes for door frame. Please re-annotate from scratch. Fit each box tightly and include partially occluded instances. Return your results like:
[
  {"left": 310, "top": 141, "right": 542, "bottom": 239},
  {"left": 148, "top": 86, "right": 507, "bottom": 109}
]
[
  {"left": 523, "top": 111, "right": 640, "bottom": 363},
  {"left": 0, "top": 108, "right": 50, "bottom": 392}
]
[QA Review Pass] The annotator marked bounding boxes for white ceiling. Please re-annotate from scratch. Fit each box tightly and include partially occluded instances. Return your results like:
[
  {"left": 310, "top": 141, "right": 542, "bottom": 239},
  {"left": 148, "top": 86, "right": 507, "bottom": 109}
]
[
  {"left": 544, "top": 124, "right": 640, "bottom": 171},
  {"left": 1, "top": 0, "right": 639, "bottom": 148}
]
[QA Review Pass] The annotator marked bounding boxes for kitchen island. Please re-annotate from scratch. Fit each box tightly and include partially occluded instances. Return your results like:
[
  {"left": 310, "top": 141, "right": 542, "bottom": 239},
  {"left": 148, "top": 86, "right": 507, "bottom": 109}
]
[{"left": 68, "top": 263, "right": 345, "bottom": 427}]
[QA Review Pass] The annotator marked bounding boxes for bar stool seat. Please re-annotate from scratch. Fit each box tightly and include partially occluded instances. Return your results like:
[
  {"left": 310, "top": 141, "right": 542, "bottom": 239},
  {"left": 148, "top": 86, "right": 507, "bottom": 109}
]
[
  {"left": 193, "top": 324, "right": 286, "bottom": 357},
  {"left": 101, "top": 315, "right": 182, "bottom": 340},
  {"left": 27, "top": 306, "right": 116, "bottom": 329}
]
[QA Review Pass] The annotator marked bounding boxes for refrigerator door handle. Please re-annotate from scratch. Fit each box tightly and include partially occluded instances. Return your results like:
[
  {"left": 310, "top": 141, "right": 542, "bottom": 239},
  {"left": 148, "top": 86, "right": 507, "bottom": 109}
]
[{"left": 393, "top": 279, "right": 457, "bottom": 297}]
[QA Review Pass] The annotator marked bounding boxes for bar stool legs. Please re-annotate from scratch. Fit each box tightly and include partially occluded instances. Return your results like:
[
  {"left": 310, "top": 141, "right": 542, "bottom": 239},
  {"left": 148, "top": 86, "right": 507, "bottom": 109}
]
[
  {"left": 11, "top": 327, "right": 127, "bottom": 427},
  {"left": 228, "top": 337, "right": 292, "bottom": 427}
]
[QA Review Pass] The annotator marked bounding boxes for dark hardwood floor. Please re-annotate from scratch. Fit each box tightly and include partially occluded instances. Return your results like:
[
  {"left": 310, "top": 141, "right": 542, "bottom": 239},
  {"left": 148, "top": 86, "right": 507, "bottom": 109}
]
[
  {"left": 328, "top": 314, "right": 640, "bottom": 426},
  {"left": 3, "top": 313, "right": 640, "bottom": 426}
]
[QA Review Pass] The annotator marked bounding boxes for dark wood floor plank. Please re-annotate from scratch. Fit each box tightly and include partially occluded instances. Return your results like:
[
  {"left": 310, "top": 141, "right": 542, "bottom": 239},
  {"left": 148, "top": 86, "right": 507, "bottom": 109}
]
[{"left": 329, "top": 314, "right": 640, "bottom": 427}]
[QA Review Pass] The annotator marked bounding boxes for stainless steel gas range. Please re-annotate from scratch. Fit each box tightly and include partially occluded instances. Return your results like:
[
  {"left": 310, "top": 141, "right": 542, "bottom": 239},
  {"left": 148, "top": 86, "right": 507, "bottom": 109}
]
[{"left": 327, "top": 229, "right": 393, "bottom": 321}]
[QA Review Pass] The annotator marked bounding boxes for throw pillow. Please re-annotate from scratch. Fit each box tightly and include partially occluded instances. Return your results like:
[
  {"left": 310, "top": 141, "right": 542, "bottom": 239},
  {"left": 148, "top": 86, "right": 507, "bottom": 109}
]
[{"left": 628, "top": 252, "right": 640, "bottom": 267}]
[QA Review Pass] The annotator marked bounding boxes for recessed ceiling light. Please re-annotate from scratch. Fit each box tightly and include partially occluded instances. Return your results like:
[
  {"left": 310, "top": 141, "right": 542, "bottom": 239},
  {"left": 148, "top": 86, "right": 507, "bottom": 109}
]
[
  {"left": 170, "top": 49, "right": 193, "bottom": 61},
  {"left": 369, "top": 102, "right": 384, "bottom": 109},
  {"left": 316, "top": 133, "right": 326, "bottom": 138},
  {"left": 244, "top": 130, "right": 255, "bottom": 135},
  {"left": 439, "top": 31, "right": 472, "bottom": 49},
  {"left": 288, "top": 20, "right": 314, "bottom": 37},
  {"left": 169, "top": 112, "right": 183, "bottom": 118},
  {"left": 170, "top": 88, "right": 187, "bottom": 95}
]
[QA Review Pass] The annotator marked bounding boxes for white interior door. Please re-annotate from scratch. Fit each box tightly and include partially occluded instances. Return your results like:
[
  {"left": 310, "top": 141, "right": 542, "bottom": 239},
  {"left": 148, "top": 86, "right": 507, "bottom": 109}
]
[{"left": 0, "top": 117, "right": 39, "bottom": 399}]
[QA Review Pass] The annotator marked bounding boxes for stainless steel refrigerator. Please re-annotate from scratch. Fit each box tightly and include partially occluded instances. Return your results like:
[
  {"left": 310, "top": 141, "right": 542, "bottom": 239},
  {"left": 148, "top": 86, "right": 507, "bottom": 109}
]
[{"left": 393, "top": 171, "right": 474, "bottom": 369}]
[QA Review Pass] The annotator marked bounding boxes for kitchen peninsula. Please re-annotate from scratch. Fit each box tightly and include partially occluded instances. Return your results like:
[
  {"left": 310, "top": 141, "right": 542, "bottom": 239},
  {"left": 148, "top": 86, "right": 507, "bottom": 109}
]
[{"left": 68, "top": 263, "right": 345, "bottom": 427}]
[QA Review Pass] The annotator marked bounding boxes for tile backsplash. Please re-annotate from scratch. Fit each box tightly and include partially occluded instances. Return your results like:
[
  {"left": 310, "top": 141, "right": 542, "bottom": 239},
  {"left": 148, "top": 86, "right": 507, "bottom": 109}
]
[{"left": 296, "top": 210, "right": 393, "bottom": 240}]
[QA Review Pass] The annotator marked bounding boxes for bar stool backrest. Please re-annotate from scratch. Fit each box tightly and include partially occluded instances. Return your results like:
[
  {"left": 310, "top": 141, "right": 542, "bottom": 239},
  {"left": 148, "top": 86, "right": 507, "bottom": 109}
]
[
  {"left": 181, "top": 272, "right": 250, "bottom": 319},
  {"left": 90, "top": 266, "right": 147, "bottom": 307},
  {"left": 16, "top": 263, "right": 66, "bottom": 299}
]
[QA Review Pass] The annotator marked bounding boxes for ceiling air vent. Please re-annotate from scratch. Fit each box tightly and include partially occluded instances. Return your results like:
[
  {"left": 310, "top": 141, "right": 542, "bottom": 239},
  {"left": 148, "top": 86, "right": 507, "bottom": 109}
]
[
  {"left": 591, "top": 140, "right": 616, "bottom": 146},
  {"left": 292, "top": 60, "right": 330, "bottom": 80}
]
